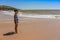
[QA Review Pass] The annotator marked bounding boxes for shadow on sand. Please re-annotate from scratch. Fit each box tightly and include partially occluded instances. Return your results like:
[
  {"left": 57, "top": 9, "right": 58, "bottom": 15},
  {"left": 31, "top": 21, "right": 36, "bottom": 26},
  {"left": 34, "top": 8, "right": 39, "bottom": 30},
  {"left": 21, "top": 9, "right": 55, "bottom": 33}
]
[{"left": 3, "top": 32, "right": 16, "bottom": 36}]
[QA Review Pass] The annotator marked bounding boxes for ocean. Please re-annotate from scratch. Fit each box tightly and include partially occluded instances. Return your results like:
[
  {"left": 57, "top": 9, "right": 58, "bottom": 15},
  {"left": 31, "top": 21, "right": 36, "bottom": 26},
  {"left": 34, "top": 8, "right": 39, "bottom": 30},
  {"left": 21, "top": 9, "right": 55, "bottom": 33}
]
[{"left": 1, "top": 11, "right": 60, "bottom": 19}]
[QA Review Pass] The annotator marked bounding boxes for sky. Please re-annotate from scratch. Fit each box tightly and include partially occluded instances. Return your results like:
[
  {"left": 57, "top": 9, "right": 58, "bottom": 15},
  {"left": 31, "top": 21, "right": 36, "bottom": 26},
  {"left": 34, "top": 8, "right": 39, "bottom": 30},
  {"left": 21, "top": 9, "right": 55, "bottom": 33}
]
[{"left": 0, "top": 0, "right": 60, "bottom": 10}]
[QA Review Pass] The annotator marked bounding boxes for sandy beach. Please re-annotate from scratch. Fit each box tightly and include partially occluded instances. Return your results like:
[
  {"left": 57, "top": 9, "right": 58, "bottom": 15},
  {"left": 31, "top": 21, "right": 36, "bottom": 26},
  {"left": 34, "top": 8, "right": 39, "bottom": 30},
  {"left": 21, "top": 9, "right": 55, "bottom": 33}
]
[
  {"left": 0, "top": 18, "right": 60, "bottom": 40},
  {"left": 0, "top": 1, "right": 60, "bottom": 40}
]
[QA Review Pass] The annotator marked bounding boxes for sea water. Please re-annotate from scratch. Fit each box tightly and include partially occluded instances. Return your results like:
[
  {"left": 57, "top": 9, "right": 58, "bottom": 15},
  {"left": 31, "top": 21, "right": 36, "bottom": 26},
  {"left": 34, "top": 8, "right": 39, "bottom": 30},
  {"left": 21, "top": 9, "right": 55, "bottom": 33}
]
[{"left": 1, "top": 11, "right": 60, "bottom": 19}]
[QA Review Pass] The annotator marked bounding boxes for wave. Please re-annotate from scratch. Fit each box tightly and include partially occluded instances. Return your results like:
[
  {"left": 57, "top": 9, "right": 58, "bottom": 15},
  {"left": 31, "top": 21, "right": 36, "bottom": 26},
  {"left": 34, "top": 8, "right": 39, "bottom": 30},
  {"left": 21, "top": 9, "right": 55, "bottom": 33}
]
[
  {"left": 1, "top": 11, "right": 60, "bottom": 19},
  {"left": 19, "top": 14, "right": 60, "bottom": 19}
]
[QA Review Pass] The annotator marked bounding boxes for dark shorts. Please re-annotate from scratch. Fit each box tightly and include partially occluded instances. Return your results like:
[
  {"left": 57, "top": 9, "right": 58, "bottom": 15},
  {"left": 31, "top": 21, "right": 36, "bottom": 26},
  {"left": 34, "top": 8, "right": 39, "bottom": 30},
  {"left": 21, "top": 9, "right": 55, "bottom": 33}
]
[{"left": 14, "top": 20, "right": 18, "bottom": 24}]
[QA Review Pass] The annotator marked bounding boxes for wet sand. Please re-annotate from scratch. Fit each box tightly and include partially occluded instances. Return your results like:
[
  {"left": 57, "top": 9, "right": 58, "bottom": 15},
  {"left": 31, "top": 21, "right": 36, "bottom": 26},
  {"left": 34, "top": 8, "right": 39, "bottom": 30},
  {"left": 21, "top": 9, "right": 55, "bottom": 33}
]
[{"left": 0, "top": 18, "right": 60, "bottom": 40}]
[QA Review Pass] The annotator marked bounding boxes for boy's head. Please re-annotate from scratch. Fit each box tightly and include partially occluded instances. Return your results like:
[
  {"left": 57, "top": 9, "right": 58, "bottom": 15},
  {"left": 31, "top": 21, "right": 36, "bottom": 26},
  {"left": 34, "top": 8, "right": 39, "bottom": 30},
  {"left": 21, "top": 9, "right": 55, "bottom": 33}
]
[{"left": 14, "top": 9, "right": 18, "bottom": 14}]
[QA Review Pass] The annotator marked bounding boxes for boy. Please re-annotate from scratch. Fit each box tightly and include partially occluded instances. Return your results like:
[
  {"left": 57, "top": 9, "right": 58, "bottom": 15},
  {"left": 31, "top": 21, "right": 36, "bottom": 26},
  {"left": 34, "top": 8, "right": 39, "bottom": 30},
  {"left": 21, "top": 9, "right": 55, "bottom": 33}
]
[{"left": 14, "top": 9, "right": 18, "bottom": 34}]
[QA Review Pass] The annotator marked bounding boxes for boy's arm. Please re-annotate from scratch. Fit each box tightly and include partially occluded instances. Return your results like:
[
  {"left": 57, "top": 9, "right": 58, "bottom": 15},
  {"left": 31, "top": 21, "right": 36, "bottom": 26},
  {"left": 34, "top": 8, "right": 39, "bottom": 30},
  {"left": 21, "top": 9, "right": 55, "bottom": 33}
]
[{"left": 14, "top": 15, "right": 16, "bottom": 20}]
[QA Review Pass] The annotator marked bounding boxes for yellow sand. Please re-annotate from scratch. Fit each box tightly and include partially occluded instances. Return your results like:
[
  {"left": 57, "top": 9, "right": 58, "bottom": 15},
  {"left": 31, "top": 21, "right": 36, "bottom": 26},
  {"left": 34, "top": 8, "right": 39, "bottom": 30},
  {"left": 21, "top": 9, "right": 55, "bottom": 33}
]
[{"left": 0, "top": 18, "right": 60, "bottom": 40}]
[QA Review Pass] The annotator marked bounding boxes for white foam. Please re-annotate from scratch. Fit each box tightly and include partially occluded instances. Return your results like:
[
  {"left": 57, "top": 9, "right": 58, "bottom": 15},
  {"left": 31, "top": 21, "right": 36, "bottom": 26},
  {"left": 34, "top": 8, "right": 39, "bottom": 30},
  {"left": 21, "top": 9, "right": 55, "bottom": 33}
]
[
  {"left": 19, "top": 14, "right": 60, "bottom": 19},
  {"left": 0, "top": 11, "right": 14, "bottom": 16},
  {"left": 1, "top": 11, "right": 60, "bottom": 19}
]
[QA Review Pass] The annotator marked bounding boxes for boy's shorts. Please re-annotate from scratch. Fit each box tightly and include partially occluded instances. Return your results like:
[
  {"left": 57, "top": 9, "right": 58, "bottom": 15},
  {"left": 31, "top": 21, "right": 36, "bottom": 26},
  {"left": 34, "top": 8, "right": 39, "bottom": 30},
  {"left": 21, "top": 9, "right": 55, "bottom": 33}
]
[{"left": 14, "top": 20, "right": 18, "bottom": 24}]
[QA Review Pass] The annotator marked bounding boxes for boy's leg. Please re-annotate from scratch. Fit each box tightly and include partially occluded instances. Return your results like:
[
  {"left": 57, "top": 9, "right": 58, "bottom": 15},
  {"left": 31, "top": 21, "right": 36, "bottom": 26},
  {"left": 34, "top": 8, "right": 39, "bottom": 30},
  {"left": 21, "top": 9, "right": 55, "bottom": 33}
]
[{"left": 15, "top": 23, "right": 18, "bottom": 33}]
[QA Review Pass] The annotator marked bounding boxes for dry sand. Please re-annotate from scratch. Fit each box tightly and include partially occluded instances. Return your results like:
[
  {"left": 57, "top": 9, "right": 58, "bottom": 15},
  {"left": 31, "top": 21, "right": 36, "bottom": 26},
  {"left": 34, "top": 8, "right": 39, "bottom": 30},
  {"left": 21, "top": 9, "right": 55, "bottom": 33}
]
[{"left": 0, "top": 18, "right": 60, "bottom": 40}]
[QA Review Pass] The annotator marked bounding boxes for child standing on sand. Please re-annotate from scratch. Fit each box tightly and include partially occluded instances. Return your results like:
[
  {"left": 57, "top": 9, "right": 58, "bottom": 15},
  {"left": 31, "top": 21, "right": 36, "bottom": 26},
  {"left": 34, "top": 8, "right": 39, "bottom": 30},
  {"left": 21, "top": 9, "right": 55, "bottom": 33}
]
[{"left": 14, "top": 10, "right": 18, "bottom": 34}]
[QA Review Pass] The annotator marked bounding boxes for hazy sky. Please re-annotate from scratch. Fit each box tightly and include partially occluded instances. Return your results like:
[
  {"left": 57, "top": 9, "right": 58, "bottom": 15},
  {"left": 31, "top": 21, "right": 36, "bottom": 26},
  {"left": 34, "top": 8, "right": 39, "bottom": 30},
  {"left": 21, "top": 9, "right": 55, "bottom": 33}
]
[{"left": 0, "top": 0, "right": 60, "bottom": 10}]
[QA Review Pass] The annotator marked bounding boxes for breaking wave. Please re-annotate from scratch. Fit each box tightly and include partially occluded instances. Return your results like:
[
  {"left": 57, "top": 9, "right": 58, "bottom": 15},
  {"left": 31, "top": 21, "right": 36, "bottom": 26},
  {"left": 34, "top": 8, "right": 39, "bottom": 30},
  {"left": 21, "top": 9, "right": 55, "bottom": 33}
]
[{"left": 1, "top": 11, "right": 60, "bottom": 19}]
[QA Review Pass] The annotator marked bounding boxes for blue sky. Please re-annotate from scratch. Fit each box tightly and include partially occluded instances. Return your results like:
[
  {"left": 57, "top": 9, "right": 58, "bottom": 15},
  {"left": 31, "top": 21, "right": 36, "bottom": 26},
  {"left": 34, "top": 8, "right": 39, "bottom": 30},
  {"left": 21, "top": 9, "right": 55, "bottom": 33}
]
[{"left": 0, "top": 0, "right": 60, "bottom": 10}]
